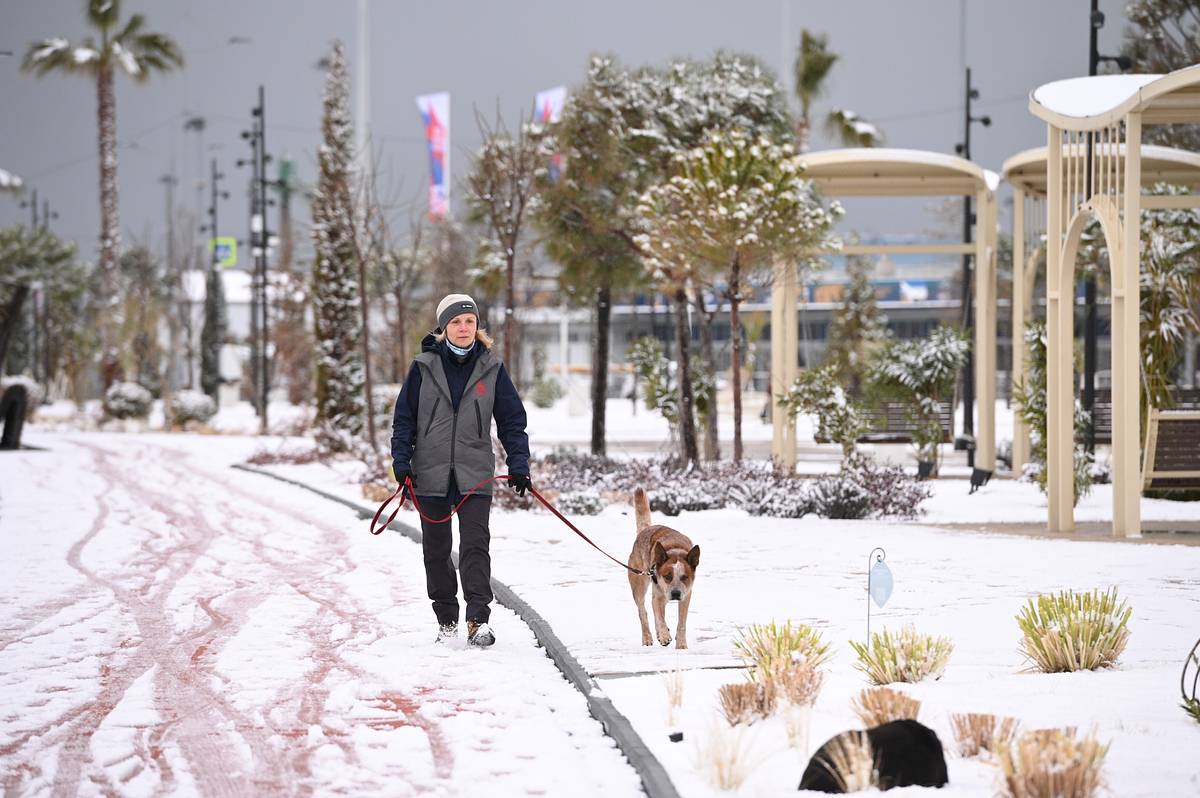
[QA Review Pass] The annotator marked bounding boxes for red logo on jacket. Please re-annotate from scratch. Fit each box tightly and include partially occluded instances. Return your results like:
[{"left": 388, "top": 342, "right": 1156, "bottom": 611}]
[{"left": 476, "top": 383, "right": 486, "bottom": 396}]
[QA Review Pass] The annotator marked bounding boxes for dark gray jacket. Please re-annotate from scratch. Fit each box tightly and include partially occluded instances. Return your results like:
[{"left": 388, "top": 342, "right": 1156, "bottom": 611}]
[{"left": 391, "top": 339, "right": 530, "bottom": 497}]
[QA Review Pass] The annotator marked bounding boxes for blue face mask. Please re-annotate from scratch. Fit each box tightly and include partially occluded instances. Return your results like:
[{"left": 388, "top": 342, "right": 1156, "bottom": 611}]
[{"left": 446, "top": 339, "right": 475, "bottom": 357}]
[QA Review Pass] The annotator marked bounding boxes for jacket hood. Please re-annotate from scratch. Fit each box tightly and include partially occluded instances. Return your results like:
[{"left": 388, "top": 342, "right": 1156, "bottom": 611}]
[{"left": 421, "top": 332, "right": 439, "bottom": 353}]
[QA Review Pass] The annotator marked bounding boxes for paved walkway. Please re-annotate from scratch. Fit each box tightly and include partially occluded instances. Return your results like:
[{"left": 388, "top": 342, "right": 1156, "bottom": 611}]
[{"left": 0, "top": 436, "right": 641, "bottom": 797}]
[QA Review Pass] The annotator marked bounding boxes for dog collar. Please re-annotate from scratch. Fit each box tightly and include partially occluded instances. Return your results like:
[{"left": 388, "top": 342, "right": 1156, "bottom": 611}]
[{"left": 648, "top": 565, "right": 658, "bottom": 584}]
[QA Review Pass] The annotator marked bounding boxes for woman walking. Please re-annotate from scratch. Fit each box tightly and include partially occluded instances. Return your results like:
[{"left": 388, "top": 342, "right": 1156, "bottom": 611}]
[{"left": 391, "top": 294, "right": 531, "bottom": 647}]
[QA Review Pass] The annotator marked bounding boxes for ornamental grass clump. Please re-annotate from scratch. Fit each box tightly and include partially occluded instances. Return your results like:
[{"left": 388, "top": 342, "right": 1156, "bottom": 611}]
[
  {"left": 949, "top": 712, "right": 1019, "bottom": 759},
  {"left": 732, "top": 621, "right": 833, "bottom": 684},
  {"left": 1016, "top": 588, "right": 1131, "bottom": 673},
  {"left": 997, "top": 728, "right": 1109, "bottom": 798},
  {"left": 851, "top": 687, "right": 921, "bottom": 727},
  {"left": 849, "top": 625, "right": 953, "bottom": 685},
  {"left": 718, "top": 681, "right": 777, "bottom": 726},
  {"left": 809, "top": 731, "right": 878, "bottom": 793},
  {"left": 694, "top": 721, "right": 761, "bottom": 791}
]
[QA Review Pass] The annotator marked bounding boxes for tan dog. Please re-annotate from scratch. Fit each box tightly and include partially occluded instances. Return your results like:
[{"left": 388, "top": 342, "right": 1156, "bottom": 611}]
[{"left": 628, "top": 488, "right": 701, "bottom": 649}]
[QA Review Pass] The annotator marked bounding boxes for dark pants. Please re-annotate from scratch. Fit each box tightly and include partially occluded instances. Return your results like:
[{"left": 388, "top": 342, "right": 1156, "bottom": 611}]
[{"left": 419, "top": 494, "right": 493, "bottom": 626}]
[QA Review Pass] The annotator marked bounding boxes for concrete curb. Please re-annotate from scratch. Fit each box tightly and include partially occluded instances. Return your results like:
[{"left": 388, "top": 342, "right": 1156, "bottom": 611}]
[{"left": 232, "top": 464, "right": 680, "bottom": 798}]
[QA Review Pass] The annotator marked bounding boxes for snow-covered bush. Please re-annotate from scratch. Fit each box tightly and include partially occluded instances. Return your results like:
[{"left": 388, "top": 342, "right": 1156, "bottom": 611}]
[
  {"left": 841, "top": 454, "right": 932, "bottom": 519},
  {"left": 553, "top": 490, "right": 605, "bottom": 516},
  {"left": 997, "top": 728, "right": 1108, "bottom": 798},
  {"left": 1016, "top": 587, "right": 1131, "bottom": 673},
  {"left": 103, "top": 381, "right": 152, "bottom": 420},
  {"left": 648, "top": 479, "right": 723, "bottom": 516},
  {"left": 168, "top": 389, "right": 216, "bottom": 425},
  {"left": 851, "top": 686, "right": 920, "bottom": 727},
  {"left": 850, "top": 625, "right": 953, "bottom": 685},
  {"left": 730, "top": 473, "right": 813, "bottom": 518},
  {"left": 1012, "top": 321, "right": 1094, "bottom": 504},
  {"left": 0, "top": 375, "right": 43, "bottom": 420},
  {"left": 807, "top": 474, "right": 872, "bottom": 520},
  {"left": 1089, "top": 457, "right": 1112, "bottom": 485}
]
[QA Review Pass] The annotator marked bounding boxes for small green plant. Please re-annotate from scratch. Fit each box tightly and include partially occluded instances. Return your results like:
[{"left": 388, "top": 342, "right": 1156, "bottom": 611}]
[
  {"left": 1016, "top": 588, "right": 1131, "bottom": 673},
  {"left": 778, "top": 364, "right": 867, "bottom": 460},
  {"left": 733, "top": 621, "right": 832, "bottom": 683},
  {"left": 850, "top": 625, "right": 953, "bottom": 685},
  {"left": 867, "top": 327, "right": 968, "bottom": 474},
  {"left": 529, "top": 346, "right": 565, "bottom": 408}
]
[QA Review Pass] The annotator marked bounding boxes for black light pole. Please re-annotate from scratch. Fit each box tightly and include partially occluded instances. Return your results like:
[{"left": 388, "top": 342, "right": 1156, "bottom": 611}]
[
  {"left": 19, "top": 188, "right": 38, "bottom": 229},
  {"left": 954, "top": 67, "right": 991, "bottom": 466},
  {"left": 238, "top": 86, "right": 273, "bottom": 434},
  {"left": 40, "top": 199, "right": 58, "bottom": 231},
  {"left": 1083, "top": 0, "right": 1134, "bottom": 452}
]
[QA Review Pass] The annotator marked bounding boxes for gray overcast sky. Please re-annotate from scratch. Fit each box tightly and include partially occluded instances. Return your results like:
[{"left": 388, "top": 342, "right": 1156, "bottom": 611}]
[{"left": 0, "top": 0, "right": 1131, "bottom": 268}]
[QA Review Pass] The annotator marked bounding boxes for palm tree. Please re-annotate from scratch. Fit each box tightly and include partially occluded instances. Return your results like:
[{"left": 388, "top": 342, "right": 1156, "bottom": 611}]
[
  {"left": 792, "top": 30, "right": 882, "bottom": 153},
  {"left": 23, "top": 0, "right": 182, "bottom": 386}
]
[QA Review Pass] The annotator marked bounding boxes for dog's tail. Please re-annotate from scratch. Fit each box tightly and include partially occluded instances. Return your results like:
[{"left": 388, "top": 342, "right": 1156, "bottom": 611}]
[{"left": 633, "top": 488, "right": 652, "bottom": 531}]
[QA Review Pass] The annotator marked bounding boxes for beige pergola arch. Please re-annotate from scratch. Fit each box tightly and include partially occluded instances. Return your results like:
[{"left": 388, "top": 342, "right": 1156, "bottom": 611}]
[
  {"left": 1029, "top": 64, "right": 1200, "bottom": 537},
  {"left": 772, "top": 148, "right": 1000, "bottom": 472},
  {"left": 1002, "top": 144, "right": 1200, "bottom": 476}
]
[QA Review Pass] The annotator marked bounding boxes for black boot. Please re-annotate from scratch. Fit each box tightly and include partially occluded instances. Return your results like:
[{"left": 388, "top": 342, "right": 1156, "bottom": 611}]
[
  {"left": 436, "top": 622, "right": 458, "bottom": 643},
  {"left": 467, "top": 621, "right": 495, "bottom": 647}
]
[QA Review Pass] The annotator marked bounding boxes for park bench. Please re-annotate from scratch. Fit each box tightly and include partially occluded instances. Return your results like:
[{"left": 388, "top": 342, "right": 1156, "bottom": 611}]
[
  {"left": 814, "top": 401, "right": 954, "bottom": 445},
  {"left": 1089, "top": 387, "right": 1200, "bottom": 445},
  {"left": 1142, "top": 409, "right": 1200, "bottom": 491}
]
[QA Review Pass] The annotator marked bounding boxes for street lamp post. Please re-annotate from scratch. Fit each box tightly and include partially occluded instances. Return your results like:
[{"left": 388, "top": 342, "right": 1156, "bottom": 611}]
[
  {"left": 1083, "top": 0, "right": 1134, "bottom": 452},
  {"left": 954, "top": 67, "right": 991, "bottom": 466}
]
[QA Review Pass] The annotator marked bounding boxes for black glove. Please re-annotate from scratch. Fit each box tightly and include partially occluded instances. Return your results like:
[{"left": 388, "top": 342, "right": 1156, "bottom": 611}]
[
  {"left": 510, "top": 473, "right": 531, "bottom": 497},
  {"left": 394, "top": 467, "right": 415, "bottom": 493}
]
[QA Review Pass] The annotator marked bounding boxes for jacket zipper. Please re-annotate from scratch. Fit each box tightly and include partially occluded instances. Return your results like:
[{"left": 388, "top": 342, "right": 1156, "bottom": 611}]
[
  {"left": 423, "top": 397, "right": 441, "bottom": 437},
  {"left": 475, "top": 401, "right": 483, "bottom": 437},
  {"left": 449, "top": 406, "right": 458, "bottom": 471}
]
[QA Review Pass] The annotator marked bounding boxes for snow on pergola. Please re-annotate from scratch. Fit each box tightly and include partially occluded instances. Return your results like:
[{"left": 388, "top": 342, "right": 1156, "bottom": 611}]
[
  {"left": 1028, "top": 63, "right": 1200, "bottom": 537},
  {"left": 0, "top": 167, "right": 23, "bottom": 192},
  {"left": 1001, "top": 143, "right": 1200, "bottom": 477},
  {"left": 771, "top": 148, "right": 999, "bottom": 474}
]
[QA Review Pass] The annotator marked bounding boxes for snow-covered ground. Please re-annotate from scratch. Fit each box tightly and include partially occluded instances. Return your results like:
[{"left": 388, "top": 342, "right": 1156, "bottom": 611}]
[
  {"left": 9, "top": 397, "right": 1200, "bottom": 796},
  {"left": 0, "top": 432, "right": 640, "bottom": 797},
  {"left": 254, "top": 452, "right": 1200, "bottom": 796}
]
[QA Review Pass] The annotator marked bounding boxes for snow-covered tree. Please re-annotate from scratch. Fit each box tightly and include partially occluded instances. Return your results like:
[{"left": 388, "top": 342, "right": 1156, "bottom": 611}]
[
  {"left": 1121, "top": 0, "right": 1200, "bottom": 149},
  {"left": 792, "top": 30, "right": 883, "bottom": 152},
  {"left": 535, "top": 56, "right": 654, "bottom": 457},
  {"left": 466, "top": 110, "right": 543, "bottom": 375},
  {"left": 310, "top": 41, "right": 365, "bottom": 451},
  {"left": 0, "top": 226, "right": 79, "bottom": 378},
  {"left": 22, "top": 0, "right": 183, "bottom": 388},
  {"left": 824, "top": 254, "right": 889, "bottom": 397},
  {"left": 199, "top": 266, "right": 226, "bottom": 403},
  {"left": 636, "top": 129, "right": 841, "bottom": 461}
]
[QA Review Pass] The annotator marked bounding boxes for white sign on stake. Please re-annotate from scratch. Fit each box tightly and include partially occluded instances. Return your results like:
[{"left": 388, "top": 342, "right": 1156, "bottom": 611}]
[{"left": 866, "top": 547, "right": 892, "bottom": 642}]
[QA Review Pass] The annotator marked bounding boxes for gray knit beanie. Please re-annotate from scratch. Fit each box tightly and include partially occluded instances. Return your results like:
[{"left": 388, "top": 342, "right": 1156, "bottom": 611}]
[{"left": 436, "top": 293, "right": 479, "bottom": 332}]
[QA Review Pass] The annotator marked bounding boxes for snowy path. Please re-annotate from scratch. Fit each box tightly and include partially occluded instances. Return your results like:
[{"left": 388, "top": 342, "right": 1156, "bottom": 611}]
[{"left": 0, "top": 434, "right": 641, "bottom": 797}]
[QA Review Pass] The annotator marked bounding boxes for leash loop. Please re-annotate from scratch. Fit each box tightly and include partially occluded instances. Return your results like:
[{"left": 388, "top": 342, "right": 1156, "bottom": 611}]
[{"left": 370, "top": 473, "right": 644, "bottom": 575}]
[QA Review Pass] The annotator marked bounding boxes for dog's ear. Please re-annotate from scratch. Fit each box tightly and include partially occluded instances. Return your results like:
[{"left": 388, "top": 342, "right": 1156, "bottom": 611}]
[
  {"left": 686, "top": 545, "right": 700, "bottom": 569},
  {"left": 651, "top": 541, "right": 668, "bottom": 569}
]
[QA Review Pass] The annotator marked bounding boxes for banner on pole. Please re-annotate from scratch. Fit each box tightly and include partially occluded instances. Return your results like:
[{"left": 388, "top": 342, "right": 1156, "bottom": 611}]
[
  {"left": 416, "top": 92, "right": 450, "bottom": 220},
  {"left": 534, "top": 85, "right": 567, "bottom": 181}
]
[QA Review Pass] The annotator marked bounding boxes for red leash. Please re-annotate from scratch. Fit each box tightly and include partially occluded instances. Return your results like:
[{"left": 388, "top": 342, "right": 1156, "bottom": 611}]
[{"left": 370, "top": 474, "right": 644, "bottom": 575}]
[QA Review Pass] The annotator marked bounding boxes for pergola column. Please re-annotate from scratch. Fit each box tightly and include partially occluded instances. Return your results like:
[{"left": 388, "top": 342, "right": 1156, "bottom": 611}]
[
  {"left": 771, "top": 261, "right": 798, "bottom": 468},
  {"left": 974, "top": 188, "right": 997, "bottom": 473},
  {"left": 1011, "top": 185, "right": 1030, "bottom": 475},
  {"left": 1046, "top": 126, "right": 1075, "bottom": 532},
  {"left": 1114, "top": 113, "right": 1143, "bottom": 537}
]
